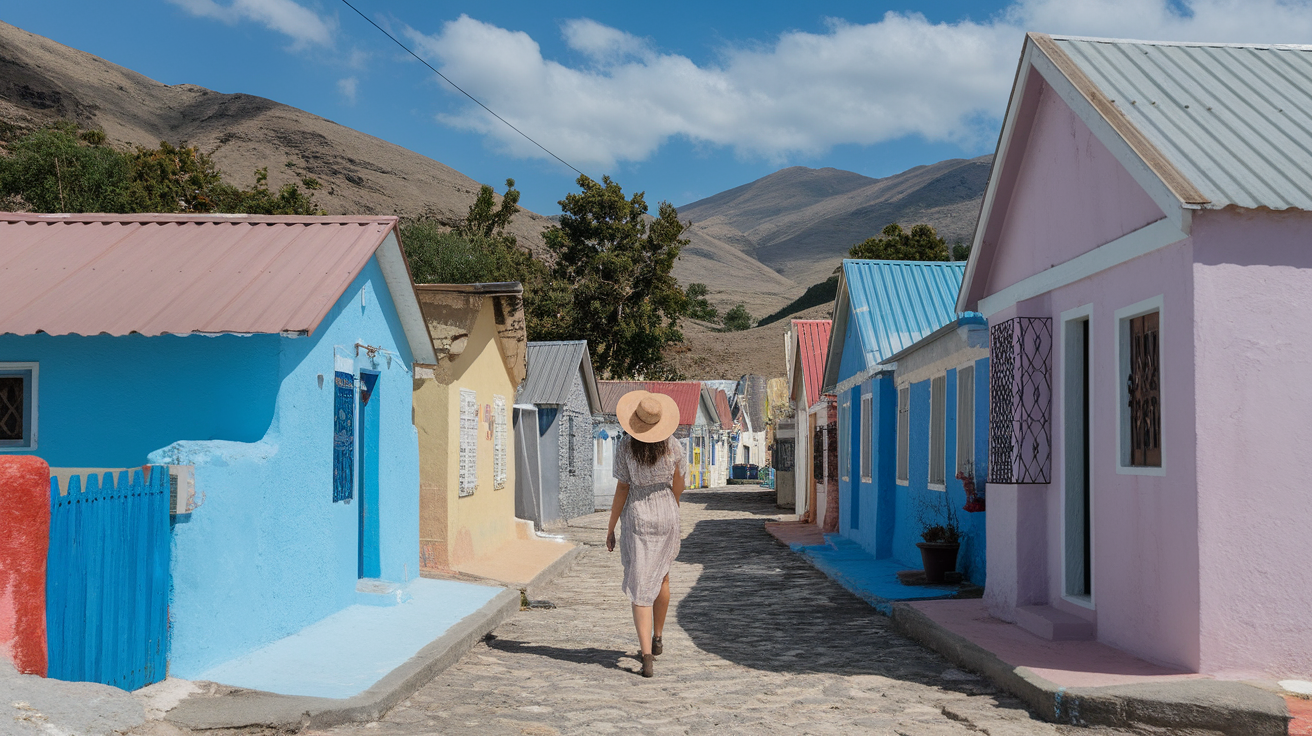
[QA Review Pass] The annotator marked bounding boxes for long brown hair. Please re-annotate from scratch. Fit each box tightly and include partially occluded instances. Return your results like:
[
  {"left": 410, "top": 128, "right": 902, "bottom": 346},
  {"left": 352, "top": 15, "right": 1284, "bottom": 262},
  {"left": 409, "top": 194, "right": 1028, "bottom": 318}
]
[{"left": 629, "top": 435, "right": 672, "bottom": 467}]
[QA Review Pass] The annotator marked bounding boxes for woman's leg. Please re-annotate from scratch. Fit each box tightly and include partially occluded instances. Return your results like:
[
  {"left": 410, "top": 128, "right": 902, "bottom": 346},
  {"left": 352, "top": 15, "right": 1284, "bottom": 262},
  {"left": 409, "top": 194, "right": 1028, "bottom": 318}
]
[
  {"left": 652, "top": 574, "right": 671, "bottom": 638},
  {"left": 631, "top": 604, "right": 653, "bottom": 655}
]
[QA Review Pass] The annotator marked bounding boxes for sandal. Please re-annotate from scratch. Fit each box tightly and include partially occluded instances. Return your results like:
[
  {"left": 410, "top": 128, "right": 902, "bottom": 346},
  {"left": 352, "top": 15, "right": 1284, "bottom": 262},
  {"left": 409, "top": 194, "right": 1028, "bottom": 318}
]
[
  {"left": 652, "top": 636, "right": 663, "bottom": 656},
  {"left": 641, "top": 653, "right": 654, "bottom": 677}
]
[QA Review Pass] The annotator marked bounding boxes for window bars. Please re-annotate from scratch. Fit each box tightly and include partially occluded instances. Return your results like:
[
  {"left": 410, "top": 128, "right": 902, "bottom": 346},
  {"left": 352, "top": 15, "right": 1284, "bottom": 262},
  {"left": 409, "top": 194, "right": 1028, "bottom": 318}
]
[
  {"left": 989, "top": 317, "right": 1053, "bottom": 484},
  {"left": 0, "top": 375, "right": 22, "bottom": 441},
  {"left": 1128, "top": 312, "right": 1161, "bottom": 467},
  {"left": 929, "top": 375, "right": 947, "bottom": 486},
  {"left": 493, "top": 395, "right": 508, "bottom": 489},
  {"left": 896, "top": 387, "right": 910, "bottom": 483},
  {"left": 459, "top": 389, "right": 478, "bottom": 496}
]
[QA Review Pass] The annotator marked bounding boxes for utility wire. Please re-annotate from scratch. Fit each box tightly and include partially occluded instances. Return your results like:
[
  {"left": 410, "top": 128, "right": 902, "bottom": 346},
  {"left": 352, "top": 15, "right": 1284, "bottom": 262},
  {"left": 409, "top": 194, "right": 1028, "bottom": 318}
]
[{"left": 339, "top": 0, "right": 586, "bottom": 177}]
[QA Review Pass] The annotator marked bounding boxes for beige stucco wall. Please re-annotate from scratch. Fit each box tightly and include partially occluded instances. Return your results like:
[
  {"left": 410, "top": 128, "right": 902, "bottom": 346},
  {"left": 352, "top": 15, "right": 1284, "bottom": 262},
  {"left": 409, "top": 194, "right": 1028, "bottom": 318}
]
[{"left": 415, "top": 300, "right": 519, "bottom": 572}]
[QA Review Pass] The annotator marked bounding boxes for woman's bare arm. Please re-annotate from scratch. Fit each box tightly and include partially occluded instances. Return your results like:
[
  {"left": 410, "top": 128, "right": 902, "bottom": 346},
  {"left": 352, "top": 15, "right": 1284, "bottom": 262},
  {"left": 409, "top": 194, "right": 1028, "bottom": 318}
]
[
  {"left": 606, "top": 481, "right": 629, "bottom": 552},
  {"left": 671, "top": 470, "right": 685, "bottom": 505}
]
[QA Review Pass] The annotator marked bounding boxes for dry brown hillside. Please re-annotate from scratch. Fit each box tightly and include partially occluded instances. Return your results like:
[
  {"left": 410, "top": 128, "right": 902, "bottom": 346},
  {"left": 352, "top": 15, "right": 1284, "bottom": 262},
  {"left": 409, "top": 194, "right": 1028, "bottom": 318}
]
[
  {"left": 0, "top": 20, "right": 553, "bottom": 250},
  {"left": 667, "top": 303, "right": 833, "bottom": 380}
]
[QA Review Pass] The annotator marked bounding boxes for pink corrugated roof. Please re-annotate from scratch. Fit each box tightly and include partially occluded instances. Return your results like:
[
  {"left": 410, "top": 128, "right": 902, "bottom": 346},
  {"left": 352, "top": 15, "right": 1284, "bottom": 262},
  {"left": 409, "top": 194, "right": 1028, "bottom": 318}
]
[
  {"left": 644, "top": 381, "right": 702, "bottom": 427},
  {"left": 0, "top": 212, "right": 400, "bottom": 337},
  {"left": 794, "top": 320, "right": 833, "bottom": 408},
  {"left": 597, "top": 380, "right": 646, "bottom": 415}
]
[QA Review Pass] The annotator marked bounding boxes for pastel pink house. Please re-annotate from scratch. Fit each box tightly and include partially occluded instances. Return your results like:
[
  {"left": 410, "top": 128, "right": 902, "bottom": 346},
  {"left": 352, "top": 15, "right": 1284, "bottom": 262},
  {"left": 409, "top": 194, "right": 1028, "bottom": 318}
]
[{"left": 958, "top": 33, "right": 1312, "bottom": 679}]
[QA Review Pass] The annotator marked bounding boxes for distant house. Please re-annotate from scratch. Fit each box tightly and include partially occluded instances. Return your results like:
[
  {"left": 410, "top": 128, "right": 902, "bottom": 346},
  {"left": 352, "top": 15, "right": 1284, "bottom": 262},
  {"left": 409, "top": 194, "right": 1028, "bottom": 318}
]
[
  {"left": 705, "top": 386, "right": 734, "bottom": 487},
  {"left": 787, "top": 319, "right": 833, "bottom": 526},
  {"left": 957, "top": 33, "right": 1312, "bottom": 677},
  {"left": 593, "top": 380, "right": 644, "bottom": 510},
  {"left": 516, "top": 341, "right": 602, "bottom": 528},
  {"left": 648, "top": 381, "right": 721, "bottom": 488},
  {"left": 411, "top": 282, "right": 529, "bottom": 575},
  {"left": 821, "top": 259, "right": 969, "bottom": 574},
  {"left": 734, "top": 375, "right": 769, "bottom": 471},
  {"left": 0, "top": 213, "right": 436, "bottom": 680}
]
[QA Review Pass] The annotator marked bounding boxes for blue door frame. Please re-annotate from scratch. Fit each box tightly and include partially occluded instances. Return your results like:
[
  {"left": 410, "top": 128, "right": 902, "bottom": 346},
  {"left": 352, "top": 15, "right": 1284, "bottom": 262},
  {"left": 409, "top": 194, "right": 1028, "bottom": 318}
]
[{"left": 357, "top": 371, "right": 381, "bottom": 579}]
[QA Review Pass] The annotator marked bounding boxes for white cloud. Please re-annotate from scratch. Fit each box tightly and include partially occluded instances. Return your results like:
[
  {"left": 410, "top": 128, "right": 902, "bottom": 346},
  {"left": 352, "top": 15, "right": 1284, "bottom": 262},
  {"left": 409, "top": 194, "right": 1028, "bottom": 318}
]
[
  {"left": 170, "top": 0, "right": 334, "bottom": 48},
  {"left": 338, "top": 76, "right": 358, "bottom": 105},
  {"left": 404, "top": 1, "right": 1312, "bottom": 170}
]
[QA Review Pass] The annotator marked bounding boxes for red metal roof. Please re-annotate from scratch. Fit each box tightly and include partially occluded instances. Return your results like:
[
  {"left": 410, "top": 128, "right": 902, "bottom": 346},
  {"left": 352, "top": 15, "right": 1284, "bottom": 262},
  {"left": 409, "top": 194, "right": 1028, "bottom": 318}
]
[
  {"left": 0, "top": 212, "right": 401, "bottom": 337},
  {"left": 643, "top": 381, "right": 702, "bottom": 427},
  {"left": 713, "top": 389, "right": 733, "bottom": 430},
  {"left": 794, "top": 319, "right": 833, "bottom": 409}
]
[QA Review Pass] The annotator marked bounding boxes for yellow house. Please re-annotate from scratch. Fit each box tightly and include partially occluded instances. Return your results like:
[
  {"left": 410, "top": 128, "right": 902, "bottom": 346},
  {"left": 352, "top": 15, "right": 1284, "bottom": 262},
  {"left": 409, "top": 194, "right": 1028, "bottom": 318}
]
[{"left": 412, "top": 282, "right": 571, "bottom": 582}]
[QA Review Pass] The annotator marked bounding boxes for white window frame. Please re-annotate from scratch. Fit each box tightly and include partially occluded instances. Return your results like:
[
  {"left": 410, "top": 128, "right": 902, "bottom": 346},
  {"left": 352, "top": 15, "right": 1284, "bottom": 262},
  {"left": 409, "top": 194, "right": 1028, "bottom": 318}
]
[
  {"left": 859, "top": 392, "right": 873, "bottom": 482},
  {"left": 458, "top": 388, "right": 478, "bottom": 496},
  {"left": 928, "top": 375, "right": 947, "bottom": 489},
  {"left": 955, "top": 364, "right": 975, "bottom": 477},
  {"left": 0, "top": 362, "right": 38, "bottom": 451},
  {"left": 493, "top": 395, "right": 507, "bottom": 490},
  {"left": 1114, "top": 295, "right": 1165, "bottom": 476},
  {"left": 895, "top": 386, "right": 910, "bottom": 485},
  {"left": 839, "top": 398, "right": 850, "bottom": 482}
]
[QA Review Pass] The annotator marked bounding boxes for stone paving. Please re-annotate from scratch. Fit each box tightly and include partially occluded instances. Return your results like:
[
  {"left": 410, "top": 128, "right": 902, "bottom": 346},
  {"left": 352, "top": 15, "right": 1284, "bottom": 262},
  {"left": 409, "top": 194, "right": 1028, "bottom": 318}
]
[{"left": 310, "top": 486, "right": 1144, "bottom": 736}]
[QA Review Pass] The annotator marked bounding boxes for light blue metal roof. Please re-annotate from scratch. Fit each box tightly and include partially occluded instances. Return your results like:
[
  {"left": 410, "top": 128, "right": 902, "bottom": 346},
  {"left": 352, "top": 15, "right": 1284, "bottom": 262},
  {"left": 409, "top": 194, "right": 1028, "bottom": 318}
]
[
  {"left": 1051, "top": 36, "right": 1312, "bottom": 211},
  {"left": 824, "top": 260, "right": 967, "bottom": 391}
]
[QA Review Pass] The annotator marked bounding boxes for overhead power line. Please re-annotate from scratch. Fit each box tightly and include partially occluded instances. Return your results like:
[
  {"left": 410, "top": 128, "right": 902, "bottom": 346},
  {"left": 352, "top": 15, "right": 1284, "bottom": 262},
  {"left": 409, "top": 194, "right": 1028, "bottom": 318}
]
[{"left": 339, "top": 0, "right": 586, "bottom": 177}]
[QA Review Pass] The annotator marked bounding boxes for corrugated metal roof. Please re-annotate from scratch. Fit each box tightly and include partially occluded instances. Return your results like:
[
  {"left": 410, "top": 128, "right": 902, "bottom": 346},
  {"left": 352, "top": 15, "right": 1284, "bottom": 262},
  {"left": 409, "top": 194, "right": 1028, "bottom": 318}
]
[
  {"left": 1049, "top": 35, "right": 1312, "bottom": 211},
  {"left": 844, "top": 260, "right": 966, "bottom": 368},
  {"left": 0, "top": 212, "right": 400, "bottom": 337},
  {"left": 712, "top": 389, "right": 733, "bottom": 430},
  {"left": 792, "top": 319, "right": 832, "bottom": 407},
  {"left": 519, "top": 341, "right": 601, "bottom": 412},
  {"left": 645, "top": 381, "right": 703, "bottom": 427},
  {"left": 597, "top": 380, "right": 646, "bottom": 415}
]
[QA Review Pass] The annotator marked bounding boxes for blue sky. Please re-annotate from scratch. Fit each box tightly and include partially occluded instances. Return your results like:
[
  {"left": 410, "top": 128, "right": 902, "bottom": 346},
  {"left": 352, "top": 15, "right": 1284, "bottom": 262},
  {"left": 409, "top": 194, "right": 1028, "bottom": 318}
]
[{"left": 6, "top": 1, "right": 1312, "bottom": 214}]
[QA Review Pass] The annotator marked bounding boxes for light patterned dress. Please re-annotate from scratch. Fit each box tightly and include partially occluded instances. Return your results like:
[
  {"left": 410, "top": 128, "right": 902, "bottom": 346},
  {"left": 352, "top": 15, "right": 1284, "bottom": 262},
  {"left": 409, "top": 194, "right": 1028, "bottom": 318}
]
[{"left": 614, "top": 436, "right": 687, "bottom": 606}]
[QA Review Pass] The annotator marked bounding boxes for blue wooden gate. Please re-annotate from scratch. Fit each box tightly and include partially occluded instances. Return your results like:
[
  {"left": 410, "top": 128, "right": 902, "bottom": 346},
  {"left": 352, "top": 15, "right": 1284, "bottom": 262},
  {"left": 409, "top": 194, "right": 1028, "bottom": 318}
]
[{"left": 46, "top": 467, "right": 171, "bottom": 690}]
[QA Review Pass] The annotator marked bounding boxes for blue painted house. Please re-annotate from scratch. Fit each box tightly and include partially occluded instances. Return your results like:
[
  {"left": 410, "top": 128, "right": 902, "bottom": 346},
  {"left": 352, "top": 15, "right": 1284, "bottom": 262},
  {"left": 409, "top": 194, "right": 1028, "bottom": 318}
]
[
  {"left": 877, "top": 315, "right": 990, "bottom": 583},
  {"left": 819, "top": 260, "right": 987, "bottom": 584},
  {"left": 0, "top": 212, "right": 438, "bottom": 678}
]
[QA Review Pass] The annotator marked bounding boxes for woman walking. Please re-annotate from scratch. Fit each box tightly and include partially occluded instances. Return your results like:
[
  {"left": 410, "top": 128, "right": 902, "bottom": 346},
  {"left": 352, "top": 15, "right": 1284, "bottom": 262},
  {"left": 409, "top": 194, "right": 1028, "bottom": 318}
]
[{"left": 606, "top": 390, "right": 687, "bottom": 678}]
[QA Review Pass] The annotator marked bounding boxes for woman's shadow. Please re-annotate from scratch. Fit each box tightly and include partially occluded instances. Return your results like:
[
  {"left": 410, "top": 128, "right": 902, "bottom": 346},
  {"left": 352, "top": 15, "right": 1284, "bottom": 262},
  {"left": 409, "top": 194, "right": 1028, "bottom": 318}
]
[{"left": 484, "top": 634, "right": 630, "bottom": 671}]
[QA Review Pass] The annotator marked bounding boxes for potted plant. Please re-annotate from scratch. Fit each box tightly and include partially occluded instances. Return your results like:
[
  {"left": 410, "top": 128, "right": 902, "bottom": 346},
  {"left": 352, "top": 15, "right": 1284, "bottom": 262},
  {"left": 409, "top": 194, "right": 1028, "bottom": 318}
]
[{"left": 916, "top": 491, "right": 962, "bottom": 584}]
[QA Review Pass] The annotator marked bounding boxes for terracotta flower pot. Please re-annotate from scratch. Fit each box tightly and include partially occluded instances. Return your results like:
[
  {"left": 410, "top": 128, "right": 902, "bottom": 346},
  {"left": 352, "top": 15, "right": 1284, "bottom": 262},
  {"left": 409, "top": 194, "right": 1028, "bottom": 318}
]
[{"left": 917, "top": 542, "right": 961, "bottom": 584}]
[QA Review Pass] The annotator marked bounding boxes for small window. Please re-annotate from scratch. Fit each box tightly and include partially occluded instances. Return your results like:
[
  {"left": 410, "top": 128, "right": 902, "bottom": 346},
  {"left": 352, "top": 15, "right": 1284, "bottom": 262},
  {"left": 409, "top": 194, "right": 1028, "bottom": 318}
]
[
  {"left": 896, "top": 387, "right": 910, "bottom": 484},
  {"left": 458, "top": 389, "right": 478, "bottom": 496},
  {"left": 956, "top": 366, "right": 975, "bottom": 475},
  {"left": 568, "top": 415, "right": 576, "bottom": 475},
  {"left": 929, "top": 376, "right": 947, "bottom": 486},
  {"left": 839, "top": 399, "right": 850, "bottom": 481},
  {"left": 0, "top": 364, "right": 37, "bottom": 450},
  {"left": 493, "top": 395, "right": 508, "bottom": 489},
  {"left": 859, "top": 393, "right": 872, "bottom": 482},
  {"left": 1127, "top": 311, "right": 1161, "bottom": 467}
]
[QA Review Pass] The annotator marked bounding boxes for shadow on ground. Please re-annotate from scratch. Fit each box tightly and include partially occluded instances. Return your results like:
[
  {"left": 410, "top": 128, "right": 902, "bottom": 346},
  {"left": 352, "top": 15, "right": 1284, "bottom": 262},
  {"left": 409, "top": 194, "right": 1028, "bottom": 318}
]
[
  {"left": 673, "top": 497, "right": 991, "bottom": 693},
  {"left": 681, "top": 488, "right": 783, "bottom": 515},
  {"left": 484, "top": 634, "right": 629, "bottom": 672}
]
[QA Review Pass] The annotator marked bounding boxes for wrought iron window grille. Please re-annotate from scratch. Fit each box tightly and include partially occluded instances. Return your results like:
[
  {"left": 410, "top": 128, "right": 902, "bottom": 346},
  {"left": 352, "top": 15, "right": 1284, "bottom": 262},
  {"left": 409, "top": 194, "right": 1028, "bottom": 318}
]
[{"left": 989, "top": 317, "right": 1053, "bottom": 484}]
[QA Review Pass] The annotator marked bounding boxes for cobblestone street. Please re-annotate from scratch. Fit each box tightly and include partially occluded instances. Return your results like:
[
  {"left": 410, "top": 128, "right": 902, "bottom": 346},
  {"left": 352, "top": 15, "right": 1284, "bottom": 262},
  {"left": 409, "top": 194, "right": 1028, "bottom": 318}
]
[{"left": 312, "top": 486, "right": 1133, "bottom": 736}]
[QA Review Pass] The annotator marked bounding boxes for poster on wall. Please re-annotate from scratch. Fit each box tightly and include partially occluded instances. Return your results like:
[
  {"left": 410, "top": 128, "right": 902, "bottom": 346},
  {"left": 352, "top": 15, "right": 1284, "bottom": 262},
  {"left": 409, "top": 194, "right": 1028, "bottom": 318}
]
[{"left": 333, "top": 371, "right": 355, "bottom": 502}]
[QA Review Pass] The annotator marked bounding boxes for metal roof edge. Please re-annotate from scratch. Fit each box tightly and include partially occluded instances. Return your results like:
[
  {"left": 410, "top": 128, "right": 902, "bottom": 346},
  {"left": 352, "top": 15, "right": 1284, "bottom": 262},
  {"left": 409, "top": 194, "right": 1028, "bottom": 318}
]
[
  {"left": 1046, "top": 34, "right": 1312, "bottom": 51},
  {"left": 413, "top": 282, "right": 523, "bottom": 295},
  {"left": 376, "top": 229, "right": 438, "bottom": 365},
  {"left": 878, "top": 314, "right": 986, "bottom": 366}
]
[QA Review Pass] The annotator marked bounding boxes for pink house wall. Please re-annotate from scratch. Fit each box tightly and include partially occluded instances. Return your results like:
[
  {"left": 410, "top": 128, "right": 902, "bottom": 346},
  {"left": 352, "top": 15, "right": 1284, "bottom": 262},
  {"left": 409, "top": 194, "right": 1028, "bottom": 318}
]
[
  {"left": 980, "top": 75, "right": 1205, "bottom": 672},
  {"left": 984, "top": 80, "right": 1164, "bottom": 297},
  {"left": 1191, "top": 208, "right": 1312, "bottom": 679}
]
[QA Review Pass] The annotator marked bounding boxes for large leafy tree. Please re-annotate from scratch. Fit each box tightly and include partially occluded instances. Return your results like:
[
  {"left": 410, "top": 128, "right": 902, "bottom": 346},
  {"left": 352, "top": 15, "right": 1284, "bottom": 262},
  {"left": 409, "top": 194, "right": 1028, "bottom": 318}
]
[
  {"left": 848, "top": 222, "right": 949, "bottom": 261},
  {"left": 539, "top": 175, "right": 689, "bottom": 379}
]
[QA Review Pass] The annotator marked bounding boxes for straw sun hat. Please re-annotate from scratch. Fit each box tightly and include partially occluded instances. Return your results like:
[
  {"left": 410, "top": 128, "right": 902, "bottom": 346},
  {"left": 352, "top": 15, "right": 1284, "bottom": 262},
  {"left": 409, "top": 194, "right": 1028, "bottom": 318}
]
[{"left": 616, "top": 390, "right": 680, "bottom": 443}]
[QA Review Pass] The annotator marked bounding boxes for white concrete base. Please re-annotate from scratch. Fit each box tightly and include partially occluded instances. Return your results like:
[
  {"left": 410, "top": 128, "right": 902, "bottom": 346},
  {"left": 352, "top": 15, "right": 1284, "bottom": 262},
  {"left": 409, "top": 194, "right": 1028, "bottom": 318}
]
[{"left": 1015, "top": 605, "right": 1095, "bottom": 641}]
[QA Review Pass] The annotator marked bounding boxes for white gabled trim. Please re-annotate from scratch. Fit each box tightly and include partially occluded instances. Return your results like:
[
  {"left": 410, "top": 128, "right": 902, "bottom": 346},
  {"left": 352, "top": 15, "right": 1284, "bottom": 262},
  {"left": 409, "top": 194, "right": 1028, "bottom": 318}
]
[
  {"left": 978, "top": 218, "right": 1186, "bottom": 318},
  {"left": 376, "top": 231, "right": 439, "bottom": 365}
]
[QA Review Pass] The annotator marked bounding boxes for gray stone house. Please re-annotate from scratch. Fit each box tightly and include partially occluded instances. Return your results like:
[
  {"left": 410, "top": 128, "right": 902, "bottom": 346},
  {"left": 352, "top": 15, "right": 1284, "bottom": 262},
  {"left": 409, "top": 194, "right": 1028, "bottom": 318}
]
[{"left": 516, "top": 341, "right": 603, "bottom": 527}]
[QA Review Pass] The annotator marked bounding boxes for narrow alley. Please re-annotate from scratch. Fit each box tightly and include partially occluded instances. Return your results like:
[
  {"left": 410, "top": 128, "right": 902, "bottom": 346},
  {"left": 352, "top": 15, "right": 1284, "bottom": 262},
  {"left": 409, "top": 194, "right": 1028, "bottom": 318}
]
[{"left": 308, "top": 486, "right": 1127, "bottom": 736}]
